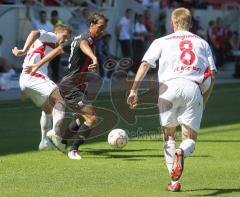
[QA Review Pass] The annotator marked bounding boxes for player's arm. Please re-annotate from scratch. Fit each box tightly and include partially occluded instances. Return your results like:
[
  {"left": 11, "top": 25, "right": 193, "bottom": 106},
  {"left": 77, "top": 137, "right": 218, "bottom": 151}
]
[
  {"left": 127, "top": 39, "right": 161, "bottom": 109},
  {"left": 80, "top": 40, "right": 98, "bottom": 72},
  {"left": 12, "top": 30, "right": 40, "bottom": 57},
  {"left": 203, "top": 71, "right": 215, "bottom": 106},
  {"left": 127, "top": 62, "right": 151, "bottom": 108},
  {"left": 24, "top": 45, "right": 64, "bottom": 74},
  {"left": 203, "top": 43, "right": 217, "bottom": 107}
]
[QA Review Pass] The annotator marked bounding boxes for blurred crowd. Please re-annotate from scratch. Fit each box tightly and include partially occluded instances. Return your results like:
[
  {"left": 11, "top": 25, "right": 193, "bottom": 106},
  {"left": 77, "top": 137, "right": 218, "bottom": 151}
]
[
  {"left": 0, "top": 0, "right": 240, "bottom": 90},
  {"left": 135, "top": 0, "right": 240, "bottom": 10},
  {"left": 116, "top": 7, "right": 240, "bottom": 78},
  {"left": 1, "top": 0, "right": 240, "bottom": 9}
]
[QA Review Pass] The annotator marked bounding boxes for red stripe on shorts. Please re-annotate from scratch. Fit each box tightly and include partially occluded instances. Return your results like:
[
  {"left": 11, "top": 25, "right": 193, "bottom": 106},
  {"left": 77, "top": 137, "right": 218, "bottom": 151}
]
[{"left": 31, "top": 72, "right": 46, "bottom": 79}]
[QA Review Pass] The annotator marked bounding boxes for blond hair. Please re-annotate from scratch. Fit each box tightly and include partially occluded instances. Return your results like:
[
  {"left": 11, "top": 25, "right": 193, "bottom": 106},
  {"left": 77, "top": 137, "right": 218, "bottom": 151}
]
[
  {"left": 171, "top": 8, "right": 192, "bottom": 30},
  {"left": 54, "top": 24, "right": 72, "bottom": 35}
]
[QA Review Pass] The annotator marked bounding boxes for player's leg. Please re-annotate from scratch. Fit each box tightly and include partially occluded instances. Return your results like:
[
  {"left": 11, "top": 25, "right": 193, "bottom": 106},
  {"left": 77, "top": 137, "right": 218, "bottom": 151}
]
[
  {"left": 46, "top": 88, "right": 68, "bottom": 152},
  {"left": 19, "top": 73, "right": 56, "bottom": 150},
  {"left": 63, "top": 115, "right": 84, "bottom": 140},
  {"left": 68, "top": 106, "right": 97, "bottom": 160},
  {"left": 170, "top": 79, "right": 203, "bottom": 191},
  {"left": 162, "top": 126, "right": 182, "bottom": 192},
  {"left": 49, "top": 88, "right": 66, "bottom": 136},
  {"left": 38, "top": 109, "right": 53, "bottom": 150},
  {"left": 158, "top": 81, "right": 182, "bottom": 191},
  {"left": 162, "top": 126, "right": 176, "bottom": 174},
  {"left": 171, "top": 125, "right": 197, "bottom": 181},
  {"left": 180, "top": 124, "right": 197, "bottom": 156}
]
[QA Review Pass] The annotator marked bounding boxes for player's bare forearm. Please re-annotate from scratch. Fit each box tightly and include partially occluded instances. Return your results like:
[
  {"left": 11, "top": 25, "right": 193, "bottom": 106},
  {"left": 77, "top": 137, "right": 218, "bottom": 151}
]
[
  {"left": 23, "top": 31, "right": 40, "bottom": 53},
  {"left": 80, "top": 40, "right": 97, "bottom": 64},
  {"left": 203, "top": 72, "right": 216, "bottom": 106},
  {"left": 12, "top": 31, "right": 40, "bottom": 57},
  {"left": 131, "top": 62, "right": 151, "bottom": 92},
  {"left": 36, "top": 46, "right": 64, "bottom": 69}
]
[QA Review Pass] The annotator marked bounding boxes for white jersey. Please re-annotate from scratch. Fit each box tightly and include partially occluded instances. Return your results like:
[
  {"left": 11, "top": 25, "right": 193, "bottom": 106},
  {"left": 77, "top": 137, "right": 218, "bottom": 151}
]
[
  {"left": 23, "top": 29, "right": 57, "bottom": 75},
  {"left": 142, "top": 30, "right": 217, "bottom": 84}
]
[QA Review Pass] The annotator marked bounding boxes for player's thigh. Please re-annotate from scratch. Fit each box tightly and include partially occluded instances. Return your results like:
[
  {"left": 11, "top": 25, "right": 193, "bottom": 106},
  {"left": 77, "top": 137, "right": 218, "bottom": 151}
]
[
  {"left": 41, "top": 101, "right": 53, "bottom": 114},
  {"left": 48, "top": 87, "right": 64, "bottom": 106},
  {"left": 158, "top": 82, "right": 180, "bottom": 128},
  {"left": 178, "top": 83, "right": 203, "bottom": 133},
  {"left": 20, "top": 74, "right": 57, "bottom": 107}
]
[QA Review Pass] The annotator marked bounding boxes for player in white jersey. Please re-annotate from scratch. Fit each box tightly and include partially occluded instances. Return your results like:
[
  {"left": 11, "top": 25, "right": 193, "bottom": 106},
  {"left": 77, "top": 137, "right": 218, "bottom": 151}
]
[
  {"left": 127, "top": 8, "right": 216, "bottom": 192},
  {"left": 12, "top": 24, "right": 71, "bottom": 150}
]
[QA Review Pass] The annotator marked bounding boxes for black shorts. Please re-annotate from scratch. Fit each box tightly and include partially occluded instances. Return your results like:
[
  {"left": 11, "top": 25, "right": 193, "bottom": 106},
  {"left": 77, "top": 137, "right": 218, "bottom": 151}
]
[{"left": 58, "top": 72, "right": 88, "bottom": 111}]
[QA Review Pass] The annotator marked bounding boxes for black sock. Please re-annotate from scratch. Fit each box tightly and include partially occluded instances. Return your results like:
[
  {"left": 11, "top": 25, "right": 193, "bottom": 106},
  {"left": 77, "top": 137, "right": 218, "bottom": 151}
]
[
  {"left": 70, "top": 123, "right": 92, "bottom": 151},
  {"left": 63, "top": 119, "right": 80, "bottom": 139}
]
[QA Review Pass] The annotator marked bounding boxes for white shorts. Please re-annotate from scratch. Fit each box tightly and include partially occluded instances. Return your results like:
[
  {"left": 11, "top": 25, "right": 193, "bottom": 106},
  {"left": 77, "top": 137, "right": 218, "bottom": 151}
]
[
  {"left": 158, "top": 78, "right": 203, "bottom": 132},
  {"left": 19, "top": 72, "right": 57, "bottom": 107}
]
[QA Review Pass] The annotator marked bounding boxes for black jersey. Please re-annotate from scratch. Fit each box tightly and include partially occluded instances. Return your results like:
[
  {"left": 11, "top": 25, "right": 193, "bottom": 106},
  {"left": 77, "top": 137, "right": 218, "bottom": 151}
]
[
  {"left": 61, "top": 32, "right": 95, "bottom": 74},
  {"left": 58, "top": 32, "right": 95, "bottom": 111}
]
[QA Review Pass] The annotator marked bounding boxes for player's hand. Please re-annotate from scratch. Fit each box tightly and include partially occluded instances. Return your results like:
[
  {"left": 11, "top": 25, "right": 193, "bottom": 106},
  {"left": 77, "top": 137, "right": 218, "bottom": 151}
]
[
  {"left": 12, "top": 47, "right": 26, "bottom": 57},
  {"left": 88, "top": 63, "right": 98, "bottom": 72},
  {"left": 127, "top": 90, "right": 138, "bottom": 109},
  {"left": 24, "top": 64, "right": 40, "bottom": 74}
]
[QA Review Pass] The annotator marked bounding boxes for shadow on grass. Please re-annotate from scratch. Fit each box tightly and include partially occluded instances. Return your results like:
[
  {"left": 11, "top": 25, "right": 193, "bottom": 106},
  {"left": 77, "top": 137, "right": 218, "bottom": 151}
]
[
  {"left": 184, "top": 188, "right": 240, "bottom": 196},
  {"left": 82, "top": 148, "right": 162, "bottom": 160},
  {"left": 81, "top": 148, "right": 211, "bottom": 160}
]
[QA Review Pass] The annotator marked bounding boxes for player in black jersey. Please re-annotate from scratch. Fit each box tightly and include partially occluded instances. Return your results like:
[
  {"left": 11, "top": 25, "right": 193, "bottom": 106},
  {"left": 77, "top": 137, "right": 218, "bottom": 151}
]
[{"left": 24, "top": 12, "right": 108, "bottom": 160}]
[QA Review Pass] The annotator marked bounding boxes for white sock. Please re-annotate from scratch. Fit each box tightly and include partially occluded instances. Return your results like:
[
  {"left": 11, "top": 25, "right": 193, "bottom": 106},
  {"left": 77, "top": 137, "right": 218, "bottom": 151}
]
[
  {"left": 164, "top": 140, "right": 176, "bottom": 173},
  {"left": 52, "top": 102, "right": 66, "bottom": 137},
  {"left": 179, "top": 139, "right": 196, "bottom": 157},
  {"left": 40, "top": 111, "right": 52, "bottom": 141},
  {"left": 171, "top": 180, "right": 179, "bottom": 185}
]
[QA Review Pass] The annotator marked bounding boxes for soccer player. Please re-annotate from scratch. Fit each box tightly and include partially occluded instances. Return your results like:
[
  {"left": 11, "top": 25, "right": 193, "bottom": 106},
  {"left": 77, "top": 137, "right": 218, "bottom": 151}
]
[
  {"left": 127, "top": 8, "right": 216, "bottom": 192},
  {"left": 12, "top": 24, "right": 71, "bottom": 150},
  {"left": 24, "top": 12, "right": 108, "bottom": 160}
]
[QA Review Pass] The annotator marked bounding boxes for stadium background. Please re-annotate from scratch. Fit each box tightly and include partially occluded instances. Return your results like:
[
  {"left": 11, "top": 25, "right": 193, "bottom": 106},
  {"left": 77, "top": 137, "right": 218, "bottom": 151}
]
[{"left": 0, "top": 1, "right": 240, "bottom": 196}]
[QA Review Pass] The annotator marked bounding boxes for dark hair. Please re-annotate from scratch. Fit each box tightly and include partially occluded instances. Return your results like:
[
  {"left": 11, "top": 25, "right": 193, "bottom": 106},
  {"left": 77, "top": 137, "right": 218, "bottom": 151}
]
[
  {"left": 126, "top": 8, "right": 132, "bottom": 14},
  {"left": 88, "top": 12, "right": 108, "bottom": 26},
  {"left": 51, "top": 10, "right": 58, "bottom": 16},
  {"left": 0, "top": 35, "right": 2, "bottom": 40},
  {"left": 39, "top": 10, "right": 47, "bottom": 15},
  {"left": 103, "top": 33, "right": 111, "bottom": 39}
]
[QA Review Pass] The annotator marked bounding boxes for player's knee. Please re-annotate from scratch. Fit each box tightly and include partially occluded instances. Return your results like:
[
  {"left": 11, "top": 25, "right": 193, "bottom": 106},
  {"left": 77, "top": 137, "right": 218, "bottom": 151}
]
[
  {"left": 49, "top": 88, "right": 63, "bottom": 106},
  {"left": 179, "top": 139, "right": 196, "bottom": 157},
  {"left": 86, "top": 115, "right": 97, "bottom": 126}
]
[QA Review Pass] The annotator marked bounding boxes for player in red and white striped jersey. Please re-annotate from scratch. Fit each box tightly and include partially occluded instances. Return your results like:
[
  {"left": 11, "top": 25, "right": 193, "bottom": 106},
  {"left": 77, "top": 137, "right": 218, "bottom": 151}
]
[
  {"left": 12, "top": 24, "right": 71, "bottom": 150},
  {"left": 127, "top": 8, "right": 217, "bottom": 192}
]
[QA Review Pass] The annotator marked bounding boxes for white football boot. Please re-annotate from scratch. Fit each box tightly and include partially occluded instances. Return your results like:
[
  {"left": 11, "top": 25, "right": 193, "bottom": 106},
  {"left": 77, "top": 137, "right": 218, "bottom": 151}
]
[
  {"left": 38, "top": 137, "right": 55, "bottom": 150},
  {"left": 68, "top": 150, "right": 82, "bottom": 160}
]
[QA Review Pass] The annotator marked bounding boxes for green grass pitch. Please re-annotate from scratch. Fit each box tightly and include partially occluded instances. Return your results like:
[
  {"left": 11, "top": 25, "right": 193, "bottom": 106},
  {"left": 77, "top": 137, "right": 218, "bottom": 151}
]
[{"left": 0, "top": 83, "right": 240, "bottom": 197}]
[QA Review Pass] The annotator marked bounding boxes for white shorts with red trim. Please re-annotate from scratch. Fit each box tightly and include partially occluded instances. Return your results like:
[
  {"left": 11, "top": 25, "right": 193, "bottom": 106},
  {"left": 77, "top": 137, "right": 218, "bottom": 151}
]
[
  {"left": 158, "top": 78, "right": 203, "bottom": 133},
  {"left": 19, "top": 72, "right": 57, "bottom": 107}
]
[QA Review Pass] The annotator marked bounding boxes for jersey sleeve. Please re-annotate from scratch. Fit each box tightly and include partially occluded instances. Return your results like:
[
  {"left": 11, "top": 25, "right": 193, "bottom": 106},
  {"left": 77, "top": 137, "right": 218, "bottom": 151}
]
[
  {"left": 142, "top": 39, "right": 162, "bottom": 68},
  {"left": 38, "top": 30, "right": 57, "bottom": 43},
  {"left": 60, "top": 38, "right": 73, "bottom": 53},
  {"left": 205, "top": 42, "right": 217, "bottom": 72}
]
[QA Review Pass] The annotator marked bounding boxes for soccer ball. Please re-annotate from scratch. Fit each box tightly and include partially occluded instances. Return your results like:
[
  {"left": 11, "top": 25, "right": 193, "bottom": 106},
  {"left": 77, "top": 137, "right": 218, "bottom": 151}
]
[{"left": 108, "top": 129, "right": 128, "bottom": 148}]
